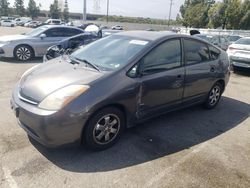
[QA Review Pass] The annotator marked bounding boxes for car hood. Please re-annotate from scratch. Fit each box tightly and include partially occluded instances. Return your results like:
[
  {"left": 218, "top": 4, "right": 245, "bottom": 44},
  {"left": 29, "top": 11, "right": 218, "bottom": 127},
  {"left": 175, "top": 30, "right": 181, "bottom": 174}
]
[
  {"left": 0, "top": 34, "right": 29, "bottom": 42},
  {"left": 19, "top": 58, "right": 105, "bottom": 103}
]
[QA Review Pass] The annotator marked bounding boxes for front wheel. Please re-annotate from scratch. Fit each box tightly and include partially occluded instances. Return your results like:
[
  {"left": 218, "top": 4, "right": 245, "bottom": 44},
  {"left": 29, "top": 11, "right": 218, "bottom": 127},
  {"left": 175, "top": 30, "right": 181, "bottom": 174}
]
[
  {"left": 204, "top": 82, "right": 223, "bottom": 109},
  {"left": 83, "top": 107, "right": 125, "bottom": 150},
  {"left": 14, "top": 45, "right": 34, "bottom": 61}
]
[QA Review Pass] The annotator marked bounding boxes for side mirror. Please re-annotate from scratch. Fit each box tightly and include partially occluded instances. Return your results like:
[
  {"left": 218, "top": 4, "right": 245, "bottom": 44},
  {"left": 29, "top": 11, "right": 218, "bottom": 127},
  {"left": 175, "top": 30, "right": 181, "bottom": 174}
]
[{"left": 40, "top": 34, "right": 46, "bottom": 39}]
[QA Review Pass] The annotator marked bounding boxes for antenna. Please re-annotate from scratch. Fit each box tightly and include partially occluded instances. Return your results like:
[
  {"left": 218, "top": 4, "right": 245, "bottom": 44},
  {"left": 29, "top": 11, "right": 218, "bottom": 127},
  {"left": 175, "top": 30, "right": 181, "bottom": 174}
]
[{"left": 168, "top": 0, "right": 173, "bottom": 28}]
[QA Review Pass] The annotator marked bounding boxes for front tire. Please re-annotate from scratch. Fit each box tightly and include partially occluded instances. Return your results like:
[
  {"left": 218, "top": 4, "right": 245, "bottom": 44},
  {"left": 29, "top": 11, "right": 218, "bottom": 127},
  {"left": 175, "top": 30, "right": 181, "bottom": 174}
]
[
  {"left": 204, "top": 82, "right": 223, "bottom": 109},
  {"left": 14, "top": 45, "right": 34, "bottom": 61},
  {"left": 83, "top": 107, "right": 125, "bottom": 150}
]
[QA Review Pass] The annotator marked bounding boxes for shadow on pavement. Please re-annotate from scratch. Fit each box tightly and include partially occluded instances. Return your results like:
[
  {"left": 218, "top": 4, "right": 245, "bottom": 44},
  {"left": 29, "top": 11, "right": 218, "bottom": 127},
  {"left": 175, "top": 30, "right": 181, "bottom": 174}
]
[
  {"left": 31, "top": 96, "right": 250, "bottom": 172},
  {"left": 0, "top": 57, "right": 43, "bottom": 64},
  {"left": 232, "top": 68, "right": 250, "bottom": 77}
]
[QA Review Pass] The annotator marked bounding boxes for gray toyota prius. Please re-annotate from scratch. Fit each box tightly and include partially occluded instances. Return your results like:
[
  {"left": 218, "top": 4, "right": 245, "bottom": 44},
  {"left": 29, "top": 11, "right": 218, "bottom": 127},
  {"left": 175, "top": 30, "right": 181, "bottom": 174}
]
[{"left": 11, "top": 31, "right": 230, "bottom": 150}]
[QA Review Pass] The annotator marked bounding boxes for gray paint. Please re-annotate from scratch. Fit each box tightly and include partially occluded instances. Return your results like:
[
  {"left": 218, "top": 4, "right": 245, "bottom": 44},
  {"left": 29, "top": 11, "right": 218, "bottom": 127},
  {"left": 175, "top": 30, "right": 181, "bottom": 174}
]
[{"left": 11, "top": 32, "right": 230, "bottom": 147}]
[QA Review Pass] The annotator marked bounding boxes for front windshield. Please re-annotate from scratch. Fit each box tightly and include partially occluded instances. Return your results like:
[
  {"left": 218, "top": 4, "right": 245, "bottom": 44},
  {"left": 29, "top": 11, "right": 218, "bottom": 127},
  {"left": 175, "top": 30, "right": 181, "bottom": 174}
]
[
  {"left": 70, "top": 35, "right": 150, "bottom": 71},
  {"left": 25, "top": 26, "right": 48, "bottom": 37},
  {"left": 235, "top": 38, "right": 250, "bottom": 45}
]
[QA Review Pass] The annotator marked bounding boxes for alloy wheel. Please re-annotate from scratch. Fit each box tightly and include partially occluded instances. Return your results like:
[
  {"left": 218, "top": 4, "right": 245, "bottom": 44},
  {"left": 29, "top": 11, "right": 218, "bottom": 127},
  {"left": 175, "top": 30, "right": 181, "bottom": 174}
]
[
  {"left": 16, "top": 46, "right": 32, "bottom": 61},
  {"left": 93, "top": 114, "right": 120, "bottom": 145},
  {"left": 209, "top": 85, "right": 221, "bottom": 106}
]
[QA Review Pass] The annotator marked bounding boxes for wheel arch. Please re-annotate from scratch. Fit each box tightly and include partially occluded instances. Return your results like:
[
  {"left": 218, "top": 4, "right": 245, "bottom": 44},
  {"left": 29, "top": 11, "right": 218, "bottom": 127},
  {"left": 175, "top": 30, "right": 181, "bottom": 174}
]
[
  {"left": 13, "top": 44, "right": 35, "bottom": 58},
  {"left": 216, "top": 79, "right": 225, "bottom": 92},
  {"left": 81, "top": 103, "right": 128, "bottom": 143}
]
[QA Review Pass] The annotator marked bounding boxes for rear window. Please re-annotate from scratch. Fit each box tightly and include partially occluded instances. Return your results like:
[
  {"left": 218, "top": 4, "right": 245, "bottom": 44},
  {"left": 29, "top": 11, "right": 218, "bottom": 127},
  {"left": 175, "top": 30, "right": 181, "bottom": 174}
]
[
  {"left": 235, "top": 38, "right": 250, "bottom": 45},
  {"left": 209, "top": 45, "right": 220, "bottom": 60},
  {"left": 184, "top": 39, "right": 210, "bottom": 65},
  {"left": 52, "top": 21, "right": 61, "bottom": 24}
]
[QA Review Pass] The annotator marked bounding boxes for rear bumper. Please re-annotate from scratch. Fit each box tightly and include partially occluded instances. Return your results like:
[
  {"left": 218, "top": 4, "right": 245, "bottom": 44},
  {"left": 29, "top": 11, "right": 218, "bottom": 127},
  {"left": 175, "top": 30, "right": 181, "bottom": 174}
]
[
  {"left": 10, "top": 85, "right": 89, "bottom": 148},
  {"left": 230, "top": 56, "right": 250, "bottom": 68}
]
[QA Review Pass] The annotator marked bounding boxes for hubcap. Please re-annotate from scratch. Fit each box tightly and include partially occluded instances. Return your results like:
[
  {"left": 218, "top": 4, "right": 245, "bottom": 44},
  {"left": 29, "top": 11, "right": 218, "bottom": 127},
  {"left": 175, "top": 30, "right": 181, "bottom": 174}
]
[
  {"left": 209, "top": 86, "right": 221, "bottom": 106},
  {"left": 93, "top": 114, "right": 120, "bottom": 145},
  {"left": 16, "top": 47, "right": 31, "bottom": 60}
]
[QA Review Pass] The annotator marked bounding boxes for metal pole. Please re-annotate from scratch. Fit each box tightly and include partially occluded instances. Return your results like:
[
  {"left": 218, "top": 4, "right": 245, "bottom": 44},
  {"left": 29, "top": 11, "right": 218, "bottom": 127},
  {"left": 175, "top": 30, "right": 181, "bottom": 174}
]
[
  {"left": 168, "top": 0, "right": 173, "bottom": 29},
  {"left": 83, "top": 0, "right": 87, "bottom": 21},
  {"left": 106, "top": 0, "right": 109, "bottom": 23}
]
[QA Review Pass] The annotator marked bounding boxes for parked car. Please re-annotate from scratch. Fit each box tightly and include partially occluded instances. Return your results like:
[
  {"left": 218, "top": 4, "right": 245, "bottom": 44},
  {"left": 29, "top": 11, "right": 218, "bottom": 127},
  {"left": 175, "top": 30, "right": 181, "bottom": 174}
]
[
  {"left": 0, "top": 20, "right": 16, "bottom": 27},
  {"left": 0, "top": 25, "right": 84, "bottom": 61},
  {"left": 24, "top": 21, "right": 41, "bottom": 28},
  {"left": 227, "top": 35, "right": 242, "bottom": 44},
  {"left": 11, "top": 31, "right": 230, "bottom": 150},
  {"left": 44, "top": 19, "right": 62, "bottom": 25},
  {"left": 44, "top": 32, "right": 99, "bottom": 61},
  {"left": 227, "top": 37, "right": 250, "bottom": 70},
  {"left": 195, "top": 34, "right": 230, "bottom": 51},
  {"left": 102, "top": 29, "right": 122, "bottom": 37},
  {"left": 111, "top": 25, "right": 123, "bottom": 30},
  {"left": 15, "top": 17, "right": 32, "bottom": 26}
]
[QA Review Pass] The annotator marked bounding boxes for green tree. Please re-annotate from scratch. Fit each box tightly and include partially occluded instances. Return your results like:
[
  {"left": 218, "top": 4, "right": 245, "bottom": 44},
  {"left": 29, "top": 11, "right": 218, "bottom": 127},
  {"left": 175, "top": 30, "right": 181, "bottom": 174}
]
[
  {"left": 14, "top": 0, "right": 25, "bottom": 16},
  {"left": 63, "top": 0, "right": 69, "bottom": 22},
  {"left": 208, "top": 2, "right": 228, "bottom": 28},
  {"left": 180, "top": 0, "right": 215, "bottom": 28},
  {"left": 27, "top": 0, "right": 40, "bottom": 19},
  {"left": 239, "top": 0, "right": 250, "bottom": 29},
  {"left": 184, "top": 3, "right": 209, "bottom": 28},
  {"left": 225, "top": 0, "right": 242, "bottom": 29},
  {"left": 50, "top": 0, "right": 61, "bottom": 19},
  {"left": 0, "top": 0, "right": 10, "bottom": 16}
]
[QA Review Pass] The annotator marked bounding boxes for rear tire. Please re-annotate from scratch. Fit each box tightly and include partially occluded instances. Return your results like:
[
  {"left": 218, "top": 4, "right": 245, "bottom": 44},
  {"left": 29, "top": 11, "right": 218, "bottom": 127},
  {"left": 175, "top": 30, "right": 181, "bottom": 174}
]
[
  {"left": 83, "top": 107, "right": 125, "bottom": 150},
  {"left": 203, "top": 82, "right": 223, "bottom": 109},
  {"left": 14, "top": 45, "right": 34, "bottom": 61}
]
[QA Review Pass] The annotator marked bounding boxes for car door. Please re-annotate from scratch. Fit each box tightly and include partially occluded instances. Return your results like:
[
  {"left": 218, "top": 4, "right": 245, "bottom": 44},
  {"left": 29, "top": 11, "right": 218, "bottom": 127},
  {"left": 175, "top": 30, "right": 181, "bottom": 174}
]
[
  {"left": 135, "top": 39, "right": 185, "bottom": 118},
  {"left": 182, "top": 38, "right": 219, "bottom": 105},
  {"left": 34, "top": 28, "right": 66, "bottom": 56}
]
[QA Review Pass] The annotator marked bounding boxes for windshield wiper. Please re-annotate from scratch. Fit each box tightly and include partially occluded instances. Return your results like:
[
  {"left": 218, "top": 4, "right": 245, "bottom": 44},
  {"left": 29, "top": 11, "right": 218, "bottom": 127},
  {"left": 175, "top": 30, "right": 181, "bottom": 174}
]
[{"left": 70, "top": 56, "right": 100, "bottom": 72}]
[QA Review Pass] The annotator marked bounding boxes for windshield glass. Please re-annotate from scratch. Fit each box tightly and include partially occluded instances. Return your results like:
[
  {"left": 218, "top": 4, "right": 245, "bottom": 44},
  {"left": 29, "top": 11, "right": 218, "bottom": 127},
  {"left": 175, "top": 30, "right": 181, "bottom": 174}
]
[
  {"left": 195, "top": 35, "right": 212, "bottom": 42},
  {"left": 235, "top": 38, "right": 250, "bottom": 45},
  {"left": 228, "top": 36, "right": 241, "bottom": 42},
  {"left": 25, "top": 26, "right": 48, "bottom": 37},
  {"left": 70, "top": 35, "right": 149, "bottom": 71}
]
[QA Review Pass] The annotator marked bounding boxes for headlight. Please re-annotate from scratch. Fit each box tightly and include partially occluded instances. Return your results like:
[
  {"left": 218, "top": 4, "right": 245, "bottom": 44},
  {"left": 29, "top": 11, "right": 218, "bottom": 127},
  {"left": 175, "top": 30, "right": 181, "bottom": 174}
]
[{"left": 38, "top": 85, "right": 89, "bottom": 111}]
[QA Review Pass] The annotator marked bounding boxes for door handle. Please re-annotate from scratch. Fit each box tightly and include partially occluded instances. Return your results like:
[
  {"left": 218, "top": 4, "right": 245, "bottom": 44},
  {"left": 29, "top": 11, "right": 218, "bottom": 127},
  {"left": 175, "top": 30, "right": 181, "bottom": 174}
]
[
  {"left": 210, "top": 67, "right": 215, "bottom": 72},
  {"left": 177, "top": 74, "right": 182, "bottom": 78}
]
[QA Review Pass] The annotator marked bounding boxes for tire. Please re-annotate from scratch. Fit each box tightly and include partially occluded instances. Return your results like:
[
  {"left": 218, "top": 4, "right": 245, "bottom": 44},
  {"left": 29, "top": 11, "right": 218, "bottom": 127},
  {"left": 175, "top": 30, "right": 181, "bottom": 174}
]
[
  {"left": 204, "top": 82, "right": 223, "bottom": 109},
  {"left": 14, "top": 45, "right": 34, "bottom": 61},
  {"left": 83, "top": 107, "right": 125, "bottom": 150}
]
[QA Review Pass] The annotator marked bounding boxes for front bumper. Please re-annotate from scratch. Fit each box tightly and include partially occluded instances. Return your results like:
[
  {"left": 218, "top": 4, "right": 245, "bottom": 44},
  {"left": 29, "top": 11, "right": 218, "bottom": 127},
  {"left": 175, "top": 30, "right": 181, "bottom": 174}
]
[{"left": 10, "top": 85, "right": 89, "bottom": 148}]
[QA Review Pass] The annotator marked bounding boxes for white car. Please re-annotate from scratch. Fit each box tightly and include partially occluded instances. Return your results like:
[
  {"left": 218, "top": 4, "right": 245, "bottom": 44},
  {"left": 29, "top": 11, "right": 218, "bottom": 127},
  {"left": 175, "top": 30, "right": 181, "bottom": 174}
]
[
  {"left": 44, "top": 19, "right": 62, "bottom": 25},
  {"left": 111, "top": 25, "right": 123, "bottom": 30},
  {"left": 0, "top": 20, "right": 16, "bottom": 27},
  {"left": 227, "top": 37, "right": 250, "bottom": 70},
  {"left": 15, "top": 17, "right": 32, "bottom": 26}
]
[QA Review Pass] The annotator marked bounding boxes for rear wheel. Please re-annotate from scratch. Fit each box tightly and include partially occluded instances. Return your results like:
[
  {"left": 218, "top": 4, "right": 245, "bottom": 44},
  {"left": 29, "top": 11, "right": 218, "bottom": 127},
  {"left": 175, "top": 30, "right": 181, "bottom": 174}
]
[
  {"left": 204, "top": 82, "right": 223, "bottom": 109},
  {"left": 14, "top": 45, "right": 34, "bottom": 61},
  {"left": 83, "top": 107, "right": 125, "bottom": 150}
]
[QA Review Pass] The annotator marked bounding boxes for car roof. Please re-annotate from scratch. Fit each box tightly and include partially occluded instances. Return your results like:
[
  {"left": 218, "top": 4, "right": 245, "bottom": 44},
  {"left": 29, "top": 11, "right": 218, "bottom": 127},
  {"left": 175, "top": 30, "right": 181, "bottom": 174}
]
[
  {"left": 114, "top": 31, "right": 187, "bottom": 41},
  {"left": 41, "top": 25, "right": 82, "bottom": 30}
]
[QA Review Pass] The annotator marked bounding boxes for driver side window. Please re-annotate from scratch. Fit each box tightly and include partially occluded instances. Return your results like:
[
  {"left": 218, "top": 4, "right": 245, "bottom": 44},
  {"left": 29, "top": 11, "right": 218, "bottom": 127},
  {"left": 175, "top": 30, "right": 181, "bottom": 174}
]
[{"left": 140, "top": 39, "right": 182, "bottom": 75}]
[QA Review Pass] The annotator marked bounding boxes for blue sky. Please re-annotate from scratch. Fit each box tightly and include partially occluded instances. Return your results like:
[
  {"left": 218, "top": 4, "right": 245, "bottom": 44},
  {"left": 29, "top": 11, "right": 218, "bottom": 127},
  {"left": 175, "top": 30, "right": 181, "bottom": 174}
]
[{"left": 9, "top": 0, "right": 185, "bottom": 19}]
